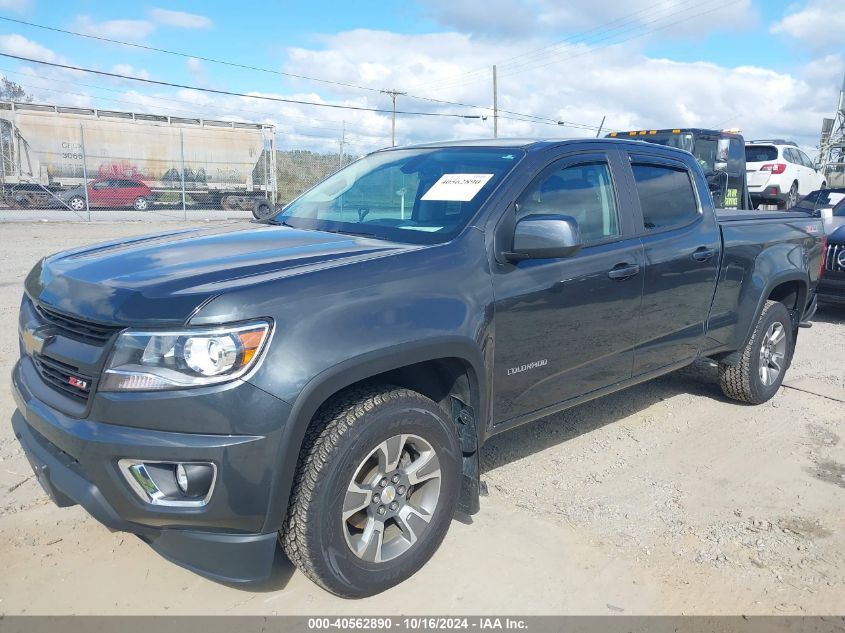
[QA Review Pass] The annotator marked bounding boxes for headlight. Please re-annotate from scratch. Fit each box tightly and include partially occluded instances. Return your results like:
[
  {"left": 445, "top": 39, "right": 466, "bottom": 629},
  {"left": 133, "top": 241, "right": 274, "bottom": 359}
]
[{"left": 100, "top": 320, "right": 271, "bottom": 391}]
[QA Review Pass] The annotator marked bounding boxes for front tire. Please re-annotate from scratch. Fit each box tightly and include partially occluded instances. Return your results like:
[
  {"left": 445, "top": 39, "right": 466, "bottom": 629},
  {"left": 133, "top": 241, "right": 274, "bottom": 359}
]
[
  {"left": 282, "top": 385, "right": 461, "bottom": 598},
  {"left": 68, "top": 195, "right": 85, "bottom": 212},
  {"left": 133, "top": 196, "right": 148, "bottom": 211},
  {"left": 719, "top": 300, "right": 794, "bottom": 404}
]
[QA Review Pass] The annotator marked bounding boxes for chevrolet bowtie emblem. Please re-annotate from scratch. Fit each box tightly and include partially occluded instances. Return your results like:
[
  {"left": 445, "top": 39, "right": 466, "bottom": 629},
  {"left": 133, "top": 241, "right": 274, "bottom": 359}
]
[{"left": 21, "top": 326, "right": 55, "bottom": 356}]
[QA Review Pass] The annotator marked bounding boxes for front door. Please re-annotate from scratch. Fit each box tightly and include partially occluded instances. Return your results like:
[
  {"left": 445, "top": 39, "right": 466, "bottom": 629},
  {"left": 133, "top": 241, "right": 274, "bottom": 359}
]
[{"left": 491, "top": 151, "right": 644, "bottom": 424}]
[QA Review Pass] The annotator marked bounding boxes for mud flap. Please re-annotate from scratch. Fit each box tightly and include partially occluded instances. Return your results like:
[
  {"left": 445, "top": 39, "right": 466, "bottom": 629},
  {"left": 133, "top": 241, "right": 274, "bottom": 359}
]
[{"left": 452, "top": 398, "right": 481, "bottom": 515}]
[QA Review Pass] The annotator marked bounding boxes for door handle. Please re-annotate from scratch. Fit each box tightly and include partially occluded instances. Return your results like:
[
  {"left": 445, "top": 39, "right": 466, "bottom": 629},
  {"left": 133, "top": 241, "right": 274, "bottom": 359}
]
[
  {"left": 607, "top": 263, "right": 641, "bottom": 280},
  {"left": 692, "top": 247, "right": 715, "bottom": 262}
]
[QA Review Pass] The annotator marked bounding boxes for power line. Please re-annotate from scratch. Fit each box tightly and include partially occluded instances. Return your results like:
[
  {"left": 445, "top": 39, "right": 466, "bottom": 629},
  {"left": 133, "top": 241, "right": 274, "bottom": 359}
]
[
  {"left": 0, "top": 15, "right": 386, "bottom": 95},
  {"left": 495, "top": 1, "right": 732, "bottom": 80},
  {"left": 0, "top": 66, "right": 391, "bottom": 140},
  {"left": 408, "top": 0, "right": 701, "bottom": 91},
  {"left": 418, "top": 0, "right": 727, "bottom": 91},
  {"left": 0, "top": 53, "right": 486, "bottom": 120},
  {"left": 0, "top": 15, "right": 609, "bottom": 135}
]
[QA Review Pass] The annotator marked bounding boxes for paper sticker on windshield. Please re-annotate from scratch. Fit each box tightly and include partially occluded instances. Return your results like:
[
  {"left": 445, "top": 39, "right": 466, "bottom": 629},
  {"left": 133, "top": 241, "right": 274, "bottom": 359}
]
[{"left": 421, "top": 174, "right": 494, "bottom": 202}]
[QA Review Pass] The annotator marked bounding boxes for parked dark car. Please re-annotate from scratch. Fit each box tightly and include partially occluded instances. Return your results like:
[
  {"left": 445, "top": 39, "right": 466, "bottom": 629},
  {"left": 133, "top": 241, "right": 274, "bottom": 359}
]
[
  {"left": 12, "top": 138, "right": 824, "bottom": 598},
  {"left": 819, "top": 224, "right": 845, "bottom": 305},
  {"left": 794, "top": 188, "right": 845, "bottom": 233},
  {"left": 56, "top": 178, "right": 153, "bottom": 211}
]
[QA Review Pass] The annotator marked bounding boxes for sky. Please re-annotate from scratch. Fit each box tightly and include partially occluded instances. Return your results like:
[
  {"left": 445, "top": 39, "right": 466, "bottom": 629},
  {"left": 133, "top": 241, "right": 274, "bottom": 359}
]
[{"left": 0, "top": 0, "right": 842, "bottom": 157}]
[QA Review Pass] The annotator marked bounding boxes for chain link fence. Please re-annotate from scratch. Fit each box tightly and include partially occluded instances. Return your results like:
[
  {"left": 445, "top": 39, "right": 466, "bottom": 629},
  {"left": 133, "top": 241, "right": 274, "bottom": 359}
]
[{"left": 0, "top": 101, "right": 358, "bottom": 222}]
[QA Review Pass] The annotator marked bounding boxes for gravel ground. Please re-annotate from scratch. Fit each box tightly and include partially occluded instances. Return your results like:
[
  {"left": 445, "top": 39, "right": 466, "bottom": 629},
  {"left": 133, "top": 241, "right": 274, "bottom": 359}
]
[{"left": 0, "top": 221, "right": 843, "bottom": 615}]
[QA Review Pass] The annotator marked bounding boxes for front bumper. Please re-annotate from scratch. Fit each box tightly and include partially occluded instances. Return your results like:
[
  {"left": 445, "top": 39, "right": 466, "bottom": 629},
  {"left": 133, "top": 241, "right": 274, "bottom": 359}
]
[
  {"left": 818, "top": 276, "right": 845, "bottom": 304},
  {"left": 11, "top": 358, "right": 292, "bottom": 584}
]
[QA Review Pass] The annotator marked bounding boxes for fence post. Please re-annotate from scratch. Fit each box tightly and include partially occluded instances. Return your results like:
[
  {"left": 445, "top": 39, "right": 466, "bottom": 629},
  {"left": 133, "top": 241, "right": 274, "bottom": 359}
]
[
  {"left": 270, "top": 130, "right": 277, "bottom": 205},
  {"left": 179, "top": 128, "right": 187, "bottom": 220},
  {"left": 79, "top": 123, "right": 90, "bottom": 221}
]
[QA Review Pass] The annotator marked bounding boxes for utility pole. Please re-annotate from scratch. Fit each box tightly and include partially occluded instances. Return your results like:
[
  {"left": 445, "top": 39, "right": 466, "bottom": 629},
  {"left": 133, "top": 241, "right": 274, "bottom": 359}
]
[
  {"left": 493, "top": 65, "right": 498, "bottom": 139},
  {"left": 381, "top": 89, "right": 406, "bottom": 147},
  {"left": 595, "top": 115, "right": 606, "bottom": 138},
  {"left": 338, "top": 120, "right": 346, "bottom": 168}
]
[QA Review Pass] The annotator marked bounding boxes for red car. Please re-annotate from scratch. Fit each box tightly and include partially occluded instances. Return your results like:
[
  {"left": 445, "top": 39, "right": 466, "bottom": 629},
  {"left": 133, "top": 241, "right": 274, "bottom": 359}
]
[{"left": 64, "top": 178, "right": 153, "bottom": 211}]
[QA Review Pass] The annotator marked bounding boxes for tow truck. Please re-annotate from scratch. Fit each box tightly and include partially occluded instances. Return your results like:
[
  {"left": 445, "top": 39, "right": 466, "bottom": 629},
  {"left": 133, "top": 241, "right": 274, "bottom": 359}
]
[{"left": 608, "top": 128, "right": 751, "bottom": 209}]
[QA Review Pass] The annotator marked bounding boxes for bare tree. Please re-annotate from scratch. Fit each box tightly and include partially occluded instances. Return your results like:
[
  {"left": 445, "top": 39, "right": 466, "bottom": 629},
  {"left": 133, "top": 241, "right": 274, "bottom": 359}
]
[{"left": 0, "top": 77, "right": 33, "bottom": 103}]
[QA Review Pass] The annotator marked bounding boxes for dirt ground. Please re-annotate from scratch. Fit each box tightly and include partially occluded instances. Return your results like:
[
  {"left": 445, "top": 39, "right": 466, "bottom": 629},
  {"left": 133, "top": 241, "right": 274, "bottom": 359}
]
[{"left": 0, "top": 221, "right": 843, "bottom": 615}]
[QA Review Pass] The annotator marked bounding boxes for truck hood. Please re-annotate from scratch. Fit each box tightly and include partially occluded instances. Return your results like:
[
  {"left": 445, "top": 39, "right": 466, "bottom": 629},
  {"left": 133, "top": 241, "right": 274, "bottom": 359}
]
[{"left": 25, "top": 222, "right": 414, "bottom": 324}]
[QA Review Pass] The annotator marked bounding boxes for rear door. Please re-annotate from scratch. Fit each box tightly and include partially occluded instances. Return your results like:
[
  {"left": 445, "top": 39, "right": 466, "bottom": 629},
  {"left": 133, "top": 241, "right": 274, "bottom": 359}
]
[
  {"left": 623, "top": 152, "right": 721, "bottom": 376},
  {"left": 797, "top": 149, "right": 823, "bottom": 192},
  {"left": 491, "top": 148, "right": 644, "bottom": 424}
]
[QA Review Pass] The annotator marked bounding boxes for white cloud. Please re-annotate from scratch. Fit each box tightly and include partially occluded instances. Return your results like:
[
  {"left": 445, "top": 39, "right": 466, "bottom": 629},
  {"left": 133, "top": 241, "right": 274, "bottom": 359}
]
[
  {"left": 1, "top": 21, "right": 837, "bottom": 158},
  {"left": 0, "top": 0, "right": 30, "bottom": 12},
  {"left": 277, "top": 28, "right": 841, "bottom": 151},
  {"left": 72, "top": 16, "right": 155, "bottom": 42},
  {"left": 149, "top": 8, "right": 213, "bottom": 29},
  {"left": 111, "top": 64, "right": 152, "bottom": 81},
  {"left": 0, "top": 34, "right": 61, "bottom": 63},
  {"left": 186, "top": 57, "right": 207, "bottom": 86},
  {"left": 770, "top": 0, "right": 845, "bottom": 52},
  {"left": 425, "top": 0, "right": 756, "bottom": 39}
]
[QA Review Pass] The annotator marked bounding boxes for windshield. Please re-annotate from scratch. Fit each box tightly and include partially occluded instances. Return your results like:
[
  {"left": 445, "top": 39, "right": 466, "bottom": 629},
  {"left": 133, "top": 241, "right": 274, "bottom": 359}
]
[
  {"left": 273, "top": 147, "right": 524, "bottom": 244},
  {"left": 635, "top": 132, "right": 719, "bottom": 173}
]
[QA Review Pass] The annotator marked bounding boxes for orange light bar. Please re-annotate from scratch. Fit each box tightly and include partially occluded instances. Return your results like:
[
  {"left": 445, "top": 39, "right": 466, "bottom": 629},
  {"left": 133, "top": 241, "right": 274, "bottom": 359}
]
[
  {"left": 609, "top": 132, "right": 618, "bottom": 137},
  {"left": 672, "top": 129, "right": 681, "bottom": 133}
]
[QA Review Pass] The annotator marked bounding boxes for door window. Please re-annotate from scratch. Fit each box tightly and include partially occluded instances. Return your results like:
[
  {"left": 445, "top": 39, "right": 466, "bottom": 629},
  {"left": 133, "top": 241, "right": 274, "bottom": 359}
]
[
  {"left": 517, "top": 161, "right": 620, "bottom": 244},
  {"left": 631, "top": 163, "right": 700, "bottom": 231},
  {"left": 798, "top": 151, "right": 814, "bottom": 169}
]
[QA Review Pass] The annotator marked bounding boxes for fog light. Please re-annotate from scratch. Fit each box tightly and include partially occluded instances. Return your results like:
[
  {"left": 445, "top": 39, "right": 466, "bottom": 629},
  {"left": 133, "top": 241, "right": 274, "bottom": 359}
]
[
  {"left": 175, "top": 463, "right": 189, "bottom": 493},
  {"left": 173, "top": 463, "right": 215, "bottom": 499},
  {"left": 119, "top": 459, "right": 216, "bottom": 507}
]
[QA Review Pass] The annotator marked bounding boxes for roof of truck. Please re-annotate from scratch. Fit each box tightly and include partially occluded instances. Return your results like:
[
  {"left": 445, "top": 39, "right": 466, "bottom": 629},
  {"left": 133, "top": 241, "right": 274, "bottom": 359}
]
[{"left": 389, "top": 137, "right": 693, "bottom": 156}]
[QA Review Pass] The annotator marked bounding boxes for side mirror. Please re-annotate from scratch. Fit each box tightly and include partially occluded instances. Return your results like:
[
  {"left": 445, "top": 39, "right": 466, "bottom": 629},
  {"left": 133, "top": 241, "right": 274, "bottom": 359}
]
[{"left": 506, "top": 214, "right": 583, "bottom": 261}]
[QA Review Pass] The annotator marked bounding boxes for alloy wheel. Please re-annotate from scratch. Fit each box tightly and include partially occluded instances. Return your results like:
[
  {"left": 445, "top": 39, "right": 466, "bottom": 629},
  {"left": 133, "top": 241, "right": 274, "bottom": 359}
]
[
  {"left": 342, "top": 433, "right": 441, "bottom": 564},
  {"left": 758, "top": 322, "right": 786, "bottom": 386}
]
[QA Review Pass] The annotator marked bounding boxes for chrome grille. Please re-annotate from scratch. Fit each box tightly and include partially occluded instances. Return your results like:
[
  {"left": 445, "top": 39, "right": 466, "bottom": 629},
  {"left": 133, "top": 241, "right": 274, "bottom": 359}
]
[
  {"left": 32, "top": 354, "right": 93, "bottom": 403},
  {"left": 825, "top": 242, "right": 845, "bottom": 274},
  {"left": 34, "top": 303, "right": 120, "bottom": 345}
]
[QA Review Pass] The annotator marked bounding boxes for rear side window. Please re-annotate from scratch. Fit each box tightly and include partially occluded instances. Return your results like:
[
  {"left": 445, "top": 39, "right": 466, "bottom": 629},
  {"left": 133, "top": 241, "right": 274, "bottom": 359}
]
[
  {"left": 798, "top": 150, "right": 814, "bottom": 169},
  {"left": 631, "top": 163, "right": 699, "bottom": 232},
  {"left": 745, "top": 145, "right": 777, "bottom": 162}
]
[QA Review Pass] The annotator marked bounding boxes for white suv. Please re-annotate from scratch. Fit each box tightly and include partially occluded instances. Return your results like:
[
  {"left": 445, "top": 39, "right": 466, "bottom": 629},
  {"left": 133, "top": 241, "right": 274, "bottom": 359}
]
[{"left": 745, "top": 141, "right": 826, "bottom": 209}]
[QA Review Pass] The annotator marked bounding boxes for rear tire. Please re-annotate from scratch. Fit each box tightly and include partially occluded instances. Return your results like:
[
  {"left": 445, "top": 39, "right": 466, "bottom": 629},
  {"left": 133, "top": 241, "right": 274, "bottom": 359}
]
[
  {"left": 783, "top": 182, "right": 798, "bottom": 209},
  {"left": 281, "top": 384, "right": 461, "bottom": 598},
  {"left": 719, "top": 300, "right": 794, "bottom": 404}
]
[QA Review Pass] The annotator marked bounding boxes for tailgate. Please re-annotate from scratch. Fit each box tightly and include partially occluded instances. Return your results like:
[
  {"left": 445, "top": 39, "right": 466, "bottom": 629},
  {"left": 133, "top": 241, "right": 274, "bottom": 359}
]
[{"left": 746, "top": 167, "right": 770, "bottom": 188}]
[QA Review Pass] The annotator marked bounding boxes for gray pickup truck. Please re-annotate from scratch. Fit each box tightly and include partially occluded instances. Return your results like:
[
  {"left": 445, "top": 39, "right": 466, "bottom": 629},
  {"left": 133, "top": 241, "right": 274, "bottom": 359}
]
[{"left": 12, "top": 138, "right": 824, "bottom": 598}]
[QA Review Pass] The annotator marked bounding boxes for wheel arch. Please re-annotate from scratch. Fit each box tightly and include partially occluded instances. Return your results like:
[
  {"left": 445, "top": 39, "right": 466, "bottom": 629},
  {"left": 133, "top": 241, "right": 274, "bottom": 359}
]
[
  {"left": 262, "top": 338, "right": 487, "bottom": 533},
  {"left": 716, "top": 273, "right": 807, "bottom": 367}
]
